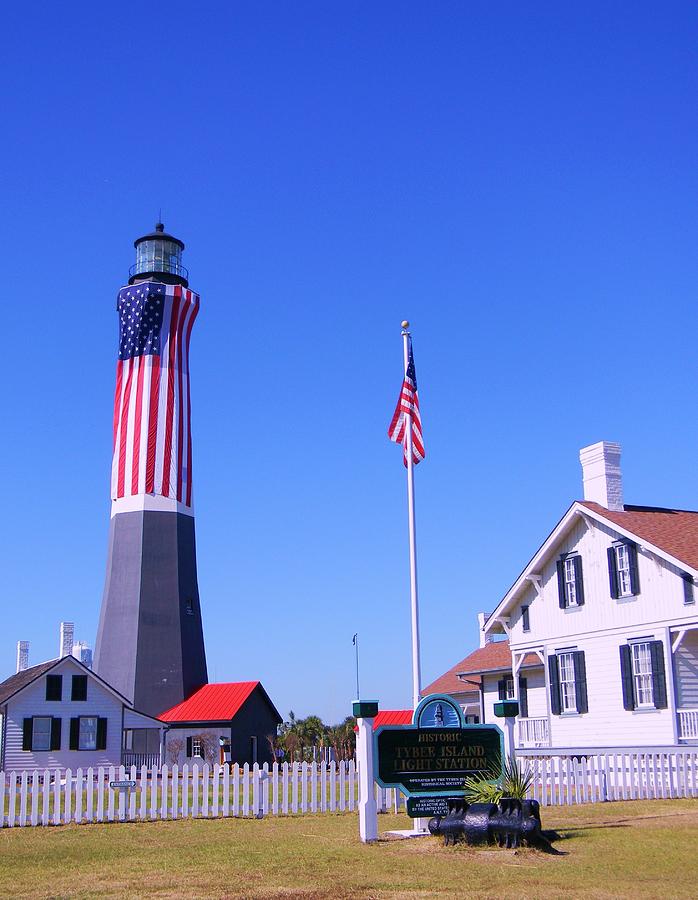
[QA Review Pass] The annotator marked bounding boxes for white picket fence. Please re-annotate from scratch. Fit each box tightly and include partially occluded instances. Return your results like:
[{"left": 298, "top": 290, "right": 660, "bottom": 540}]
[
  {"left": 519, "top": 748, "right": 698, "bottom": 806},
  {"left": 0, "top": 760, "right": 405, "bottom": 829}
]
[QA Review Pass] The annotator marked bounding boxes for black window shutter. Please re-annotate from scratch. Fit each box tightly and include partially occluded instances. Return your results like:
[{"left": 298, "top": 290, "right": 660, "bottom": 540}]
[
  {"left": 607, "top": 547, "right": 619, "bottom": 599},
  {"left": 556, "top": 560, "right": 566, "bottom": 608},
  {"left": 71, "top": 675, "right": 88, "bottom": 701},
  {"left": 498, "top": 679, "right": 507, "bottom": 701},
  {"left": 650, "top": 641, "right": 668, "bottom": 709},
  {"left": 573, "top": 556, "right": 585, "bottom": 606},
  {"left": 50, "top": 718, "right": 62, "bottom": 751},
  {"left": 628, "top": 543, "right": 640, "bottom": 595},
  {"left": 548, "top": 655, "right": 561, "bottom": 715},
  {"left": 619, "top": 644, "right": 635, "bottom": 710},
  {"left": 683, "top": 574, "right": 695, "bottom": 605},
  {"left": 96, "top": 718, "right": 108, "bottom": 750},
  {"left": 46, "top": 674, "right": 62, "bottom": 701},
  {"left": 69, "top": 717, "right": 80, "bottom": 750},
  {"left": 518, "top": 677, "right": 528, "bottom": 718},
  {"left": 573, "top": 651, "right": 588, "bottom": 713},
  {"left": 186, "top": 736, "right": 193, "bottom": 757},
  {"left": 23, "top": 718, "right": 33, "bottom": 751}
]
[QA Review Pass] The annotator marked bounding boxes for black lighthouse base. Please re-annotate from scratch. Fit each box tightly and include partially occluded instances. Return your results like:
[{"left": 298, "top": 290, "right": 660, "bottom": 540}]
[{"left": 95, "top": 509, "right": 208, "bottom": 716}]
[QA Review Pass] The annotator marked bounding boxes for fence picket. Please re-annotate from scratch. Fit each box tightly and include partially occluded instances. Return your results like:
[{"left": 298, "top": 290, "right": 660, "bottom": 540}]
[
  {"left": 212, "top": 765, "right": 220, "bottom": 818},
  {"left": 310, "top": 762, "right": 317, "bottom": 813},
  {"left": 301, "top": 762, "right": 308, "bottom": 813},
  {"left": 171, "top": 764, "right": 180, "bottom": 819},
  {"left": 74, "top": 768, "right": 83, "bottom": 824},
  {"left": 271, "top": 762, "right": 279, "bottom": 815},
  {"left": 8, "top": 772, "right": 17, "bottom": 827},
  {"left": 160, "top": 764, "right": 169, "bottom": 820},
  {"left": 233, "top": 764, "right": 240, "bottom": 817},
  {"left": 349, "top": 761, "right": 356, "bottom": 811},
  {"left": 42, "top": 769, "right": 51, "bottom": 826},
  {"left": 281, "top": 763, "right": 288, "bottom": 815},
  {"left": 291, "top": 763, "right": 298, "bottom": 815},
  {"left": 139, "top": 765, "right": 147, "bottom": 820},
  {"left": 149, "top": 764, "right": 158, "bottom": 820},
  {"left": 262, "top": 765, "right": 269, "bottom": 816},
  {"left": 192, "top": 764, "right": 200, "bottom": 818},
  {"left": 128, "top": 765, "right": 137, "bottom": 820},
  {"left": 223, "top": 764, "right": 231, "bottom": 817},
  {"left": 252, "top": 764, "right": 260, "bottom": 818},
  {"left": 242, "top": 764, "right": 250, "bottom": 817},
  {"left": 0, "top": 771, "right": 5, "bottom": 828},
  {"left": 31, "top": 770, "right": 40, "bottom": 826},
  {"left": 329, "top": 762, "right": 336, "bottom": 813},
  {"left": 182, "top": 765, "right": 190, "bottom": 818},
  {"left": 201, "top": 763, "right": 211, "bottom": 819},
  {"left": 63, "top": 769, "right": 72, "bottom": 827}
]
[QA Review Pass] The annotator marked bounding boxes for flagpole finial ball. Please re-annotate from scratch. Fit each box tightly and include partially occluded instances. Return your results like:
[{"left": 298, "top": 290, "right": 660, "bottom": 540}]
[{"left": 401, "top": 320, "right": 410, "bottom": 329}]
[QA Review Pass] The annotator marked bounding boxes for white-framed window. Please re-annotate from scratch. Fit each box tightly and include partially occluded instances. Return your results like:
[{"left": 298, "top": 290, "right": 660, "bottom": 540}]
[
  {"left": 32, "top": 717, "right": 52, "bottom": 751},
  {"left": 615, "top": 544, "right": 632, "bottom": 597},
  {"left": 521, "top": 605, "right": 530, "bottom": 632},
  {"left": 504, "top": 676, "right": 515, "bottom": 700},
  {"left": 564, "top": 558, "right": 578, "bottom": 606},
  {"left": 558, "top": 652, "right": 577, "bottom": 713},
  {"left": 79, "top": 716, "right": 98, "bottom": 751},
  {"left": 192, "top": 737, "right": 202, "bottom": 758},
  {"left": 631, "top": 642, "right": 654, "bottom": 708}
]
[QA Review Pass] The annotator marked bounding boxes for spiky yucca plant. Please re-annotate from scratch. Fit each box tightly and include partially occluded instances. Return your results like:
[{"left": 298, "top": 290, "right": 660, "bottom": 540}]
[{"left": 463, "top": 756, "right": 532, "bottom": 803}]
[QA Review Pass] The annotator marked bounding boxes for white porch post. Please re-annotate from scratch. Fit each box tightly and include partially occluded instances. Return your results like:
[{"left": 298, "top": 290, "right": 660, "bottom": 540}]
[{"left": 664, "top": 626, "right": 679, "bottom": 745}]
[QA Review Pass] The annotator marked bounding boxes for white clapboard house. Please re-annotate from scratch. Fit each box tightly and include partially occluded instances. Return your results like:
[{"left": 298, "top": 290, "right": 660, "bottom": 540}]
[
  {"left": 429, "top": 441, "right": 698, "bottom": 751},
  {"left": 0, "top": 654, "right": 164, "bottom": 771},
  {"left": 480, "top": 441, "right": 698, "bottom": 750}
]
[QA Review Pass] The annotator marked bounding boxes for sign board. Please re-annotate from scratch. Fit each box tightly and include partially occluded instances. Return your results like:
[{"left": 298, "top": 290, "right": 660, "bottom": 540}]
[
  {"left": 374, "top": 694, "right": 503, "bottom": 806},
  {"left": 110, "top": 780, "right": 136, "bottom": 789},
  {"left": 406, "top": 796, "right": 453, "bottom": 818}
]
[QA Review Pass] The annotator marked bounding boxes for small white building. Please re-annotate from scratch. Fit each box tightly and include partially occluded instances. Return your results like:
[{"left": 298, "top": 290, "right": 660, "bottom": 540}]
[
  {"left": 0, "top": 655, "right": 163, "bottom": 771},
  {"left": 430, "top": 441, "right": 698, "bottom": 752}
]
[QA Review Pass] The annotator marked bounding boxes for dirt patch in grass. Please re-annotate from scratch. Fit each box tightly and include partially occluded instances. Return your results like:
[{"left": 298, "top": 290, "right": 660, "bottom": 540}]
[{"left": 1, "top": 800, "right": 697, "bottom": 898}]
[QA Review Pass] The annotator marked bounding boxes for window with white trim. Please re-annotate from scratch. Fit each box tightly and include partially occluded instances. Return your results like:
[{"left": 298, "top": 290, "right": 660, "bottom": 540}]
[
  {"left": 615, "top": 545, "right": 632, "bottom": 597},
  {"left": 192, "top": 737, "right": 202, "bottom": 758},
  {"left": 32, "top": 717, "right": 52, "bottom": 751},
  {"left": 564, "top": 559, "right": 578, "bottom": 606},
  {"left": 558, "top": 652, "right": 577, "bottom": 713},
  {"left": 631, "top": 642, "right": 654, "bottom": 708},
  {"left": 504, "top": 676, "right": 515, "bottom": 700},
  {"left": 79, "top": 716, "right": 98, "bottom": 750},
  {"left": 521, "top": 605, "right": 530, "bottom": 632}
]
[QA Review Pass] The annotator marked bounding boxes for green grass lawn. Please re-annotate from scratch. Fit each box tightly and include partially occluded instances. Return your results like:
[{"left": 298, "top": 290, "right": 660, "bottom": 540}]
[{"left": 1, "top": 800, "right": 697, "bottom": 898}]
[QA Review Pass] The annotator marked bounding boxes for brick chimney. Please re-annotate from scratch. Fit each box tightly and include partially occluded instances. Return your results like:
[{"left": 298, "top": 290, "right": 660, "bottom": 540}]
[
  {"left": 579, "top": 441, "right": 624, "bottom": 511},
  {"left": 16, "top": 640, "right": 29, "bottom": 673}
]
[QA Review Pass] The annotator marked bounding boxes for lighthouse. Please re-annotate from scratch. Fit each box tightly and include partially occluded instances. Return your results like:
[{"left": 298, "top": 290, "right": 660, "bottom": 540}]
[{"left": 94, "top": 223, "right": 208, "bottom": 716}]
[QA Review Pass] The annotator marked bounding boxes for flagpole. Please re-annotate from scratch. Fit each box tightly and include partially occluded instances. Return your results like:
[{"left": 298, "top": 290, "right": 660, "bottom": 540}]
[{"left": 401, "top": 321, "right": 422, "bottom": 711}]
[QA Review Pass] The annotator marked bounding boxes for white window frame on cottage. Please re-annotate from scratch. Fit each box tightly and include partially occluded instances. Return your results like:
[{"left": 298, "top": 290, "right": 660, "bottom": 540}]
[
  {"left": 564, "top": 558, "right": 578, "bottom": 607},
  {"left": 504, "top": 676, "right": 515, "bottom": 700},
  {"left": 192, "top": 737, "right": 202, "bottom": 758},
  {"left": 79, "top": 716, "right": 98, "bottom": 751},
  {"left": 558, "top": 651, "right": 577, "bottom": 713},
  {"left": 32, "top": 716, "right": 52, "bottom": 751},
  {"left": 630, "top": 642, "right": 654, "bottom": 708},
  {"left": 615, "top": 544, "right": 633, "bottom": 597}
]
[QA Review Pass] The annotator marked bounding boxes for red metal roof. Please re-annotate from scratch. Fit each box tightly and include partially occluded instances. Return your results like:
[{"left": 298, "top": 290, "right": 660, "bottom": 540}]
[
  {"left": 354, "top": 710, "right": 413, "bottom": 732},
  {"left": 581, "top": 502, "right": 698, "bottom": 570},
  {"left": 159, "top": 681, "right": 260, "bottom": 722}
]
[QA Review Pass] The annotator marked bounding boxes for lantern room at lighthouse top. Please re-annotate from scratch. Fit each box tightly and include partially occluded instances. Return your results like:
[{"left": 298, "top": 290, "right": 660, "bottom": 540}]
[{"left": 129, "top": 221, "right": 189, "bottom": 287}]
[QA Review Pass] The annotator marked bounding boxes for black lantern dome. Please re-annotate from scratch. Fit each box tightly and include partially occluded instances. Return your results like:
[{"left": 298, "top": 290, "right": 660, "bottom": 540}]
[{"left": 129, "top": 221, "right": 189, "bottom": 287}]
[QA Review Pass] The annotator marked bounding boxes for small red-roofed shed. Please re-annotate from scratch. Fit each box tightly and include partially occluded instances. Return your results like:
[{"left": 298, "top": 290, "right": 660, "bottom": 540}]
[{"left": 160, "top": 681, "right": 282, "bottom": 767}]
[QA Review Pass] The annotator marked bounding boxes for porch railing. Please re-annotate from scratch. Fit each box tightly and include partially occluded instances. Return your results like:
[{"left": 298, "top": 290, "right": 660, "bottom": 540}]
[
  {"left": 517, "top": 716, "right": 550, "bottom": 748},
  {"left": 122, "top": 752, "right": 161, "bottom": 769},
  {"left": 678, "top": 709, "right": 698, "bottom": 740}
]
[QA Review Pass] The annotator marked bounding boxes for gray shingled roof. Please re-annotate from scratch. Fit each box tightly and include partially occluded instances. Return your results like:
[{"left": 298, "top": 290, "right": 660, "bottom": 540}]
[{"left": 0, "top": 659, "right": 59, "bottom": 705}]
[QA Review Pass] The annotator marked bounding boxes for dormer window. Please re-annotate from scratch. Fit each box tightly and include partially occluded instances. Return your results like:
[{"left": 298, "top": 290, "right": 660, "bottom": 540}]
[{"left": 556, "top": 554, "right": 585, "bottom": 609}]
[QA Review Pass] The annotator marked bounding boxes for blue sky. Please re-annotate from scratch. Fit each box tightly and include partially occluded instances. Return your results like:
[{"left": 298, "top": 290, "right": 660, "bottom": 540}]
[{"left": 1, "top": 2, "right": 697, "bottom": 723}]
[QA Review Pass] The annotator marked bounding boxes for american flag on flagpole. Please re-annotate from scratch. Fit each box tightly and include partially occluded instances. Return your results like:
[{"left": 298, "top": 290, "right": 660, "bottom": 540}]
[
  {"left": 111, "top": 282, "right": 199, "bottom": 506},
  {"left": 388, "top": 341, "right": 425, "bottom": 466}
]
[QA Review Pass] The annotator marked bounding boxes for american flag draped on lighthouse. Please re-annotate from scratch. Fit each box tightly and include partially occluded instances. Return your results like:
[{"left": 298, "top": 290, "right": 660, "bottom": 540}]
[
  {"left": 388, "top": 341, "right": 425, "bottom": 465},
  {"left": 111, "top": 282, "right": 199, "bottom": 505}
]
